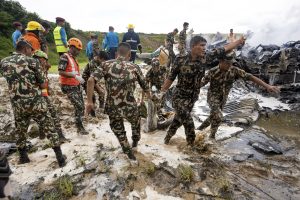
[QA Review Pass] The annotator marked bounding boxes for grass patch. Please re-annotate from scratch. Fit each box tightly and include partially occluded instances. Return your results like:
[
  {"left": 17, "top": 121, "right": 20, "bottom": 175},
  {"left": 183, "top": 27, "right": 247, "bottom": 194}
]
[
  {"left": 58, "top": 175, "right": 74, "bottom": 197},
  {"left": 178, "top": 164, "right": 194, "bottom": 183},
  {"left": 144, "top": 162, "right": 156, "bottom": 176}
]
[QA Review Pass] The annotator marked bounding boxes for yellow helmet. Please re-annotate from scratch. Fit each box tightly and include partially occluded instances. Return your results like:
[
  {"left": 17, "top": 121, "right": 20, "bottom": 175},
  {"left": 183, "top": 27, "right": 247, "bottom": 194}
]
[
  {"left": 127, "top": 24, "right": 135, "bottom": 29},
  {"left": 26, "top": 21, "right": 44, "bottom": 31}
]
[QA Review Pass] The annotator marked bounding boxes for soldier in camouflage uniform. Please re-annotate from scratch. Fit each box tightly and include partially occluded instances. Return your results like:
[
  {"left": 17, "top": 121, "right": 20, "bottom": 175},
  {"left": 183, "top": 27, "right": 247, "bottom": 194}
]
[
  {"left": 82, "top": 50, "right": 109, "bottom": 116},
  {"left": 165, "top": 28, "right": 178, "bottom": 67},
  {"left": 39, "top": 21, "right": 51, "bottom": 54},
  {"left": 158, "top": 35, "right": 247, "bottom": 146},
  {"left": 0, "top": 41, "right": 66, "bottom": 167},
  {"left": 33, "top": 50, "right": 67, "bottom": 142},
  {"left": 178, "top": 22, "right": 189, "bottom": 55},
  {"left": 145, "top": 57, "right": 168, "bottom": 118},
  {"left": 58, "top": 38, "right": 88, "bottom": 135},
  {"left": 86, "top": 43, "right": 150, "bottom": 160},
  {"left": 197, "top": 52, "right": 280, "bottom": 139}
]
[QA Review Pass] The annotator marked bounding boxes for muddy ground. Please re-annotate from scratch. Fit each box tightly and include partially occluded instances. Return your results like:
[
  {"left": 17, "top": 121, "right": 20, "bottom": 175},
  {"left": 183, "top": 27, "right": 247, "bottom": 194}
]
[{"left": 0, "top": 75, "right": 300, "bottom": 200}]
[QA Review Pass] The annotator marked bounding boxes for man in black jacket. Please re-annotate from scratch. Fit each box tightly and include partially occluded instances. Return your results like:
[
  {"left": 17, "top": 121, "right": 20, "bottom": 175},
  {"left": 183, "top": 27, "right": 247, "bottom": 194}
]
[{"left": 122, "top": 24, "right": 142, "bottom": 63}]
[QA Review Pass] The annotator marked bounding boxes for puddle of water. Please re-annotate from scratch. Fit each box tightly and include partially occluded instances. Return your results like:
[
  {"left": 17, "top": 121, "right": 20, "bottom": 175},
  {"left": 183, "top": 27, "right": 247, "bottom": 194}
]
[{"left": 255, "top": 111, "right": 300, "bottom": 140}]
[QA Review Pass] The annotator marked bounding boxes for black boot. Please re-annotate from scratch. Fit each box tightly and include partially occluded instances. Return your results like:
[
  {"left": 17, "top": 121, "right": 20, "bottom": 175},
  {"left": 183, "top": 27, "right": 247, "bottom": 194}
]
[
  {"left": 90, "top": 109, "right": 96, "bottom": 117},
  {"left": 132, "top": 140, "right": 138, "bottom": 148},
  {"left": 121, "top": 143, "right": 136, "bottom": 160},
  {"left": 53, "top": 146, "right": 66, "bottom": 167},
  {"left": 57, "top": 129, "right": 69, "bottom": 143},
  {"left": 76, "top": 121, "right": 89, "bottom": 135},
  {"left": 164, "top": 134, "right": 172, "bottom": 145},
  {"left": 126, "top": 149, "right": 136, "bottom": 160},
  {"left": 18, "top": 147, "right": 30, "bottom": 164}
]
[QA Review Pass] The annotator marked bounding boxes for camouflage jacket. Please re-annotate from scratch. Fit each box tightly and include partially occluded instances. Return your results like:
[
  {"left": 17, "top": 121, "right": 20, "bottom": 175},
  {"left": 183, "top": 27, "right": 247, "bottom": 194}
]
[
  {"left": 39, "top": 33, "right": 48, "bottom": 53},
  {"left": 82, "top": 59, "right": 102, "bottom": 82},
  {"left": 92, "top": 40, "right": 100, "bottom": 58},
  {"left": 92, "top": 57, "right": 149, "bottom": 111},
  {"left": 168, "top": 48, "right": 225, "bottom": 102},
  {"left": 166, "top": 32, "right": 175, "bottom": 49},
  {"left": 145, "top": 65, "right": 167, "bottom": 91},
  {"left": 0, "top": 53, "right": 44, "bottom": 107},
  {"left": 201, "top": 65, "right": 252, "bottom": 105},
  {"left": 179, "top": 29, "right": 187, "bottom": 45}
]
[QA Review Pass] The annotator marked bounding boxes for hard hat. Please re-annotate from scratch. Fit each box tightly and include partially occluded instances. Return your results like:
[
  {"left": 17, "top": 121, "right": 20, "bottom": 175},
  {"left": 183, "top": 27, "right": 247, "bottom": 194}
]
[
  {"left": 26, "top": 21, "right": 43, "bottom": 31},
  {"left": 127, "top": 24, "right": 135, "bottom": 29},
  {"left": 33, "top": 50, "right": 48, "bottom": 60},
  {"left": 68, "top": 38, "right": 83, "bottom": 50}
]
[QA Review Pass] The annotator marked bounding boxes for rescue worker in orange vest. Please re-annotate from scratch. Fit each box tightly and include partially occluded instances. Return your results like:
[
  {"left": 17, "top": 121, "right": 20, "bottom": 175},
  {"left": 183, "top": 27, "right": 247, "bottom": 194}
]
[
  {"left": 22, "top": 21, "right": 44, "bottom": 51},
  {"left": 58, "top": 38, "right": 88, "bottom": 135}
]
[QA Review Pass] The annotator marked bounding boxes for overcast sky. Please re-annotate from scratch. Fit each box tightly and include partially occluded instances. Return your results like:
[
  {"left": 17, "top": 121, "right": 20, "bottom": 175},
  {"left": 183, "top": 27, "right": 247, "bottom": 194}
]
[{"left": 17, "top": 0, "right": 300, "bottom": 45}]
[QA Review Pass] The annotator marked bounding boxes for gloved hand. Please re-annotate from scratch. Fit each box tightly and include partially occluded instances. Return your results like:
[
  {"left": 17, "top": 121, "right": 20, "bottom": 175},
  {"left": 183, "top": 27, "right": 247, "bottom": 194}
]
[
  {"left": 70, "top": 71, "right": 77, "bottom": 76},
  {"left": 75, "top": 75, "right": 85, "bottom": 84},
  {"left": 138, "top": 45, "right": 142, "bottom": 54}
]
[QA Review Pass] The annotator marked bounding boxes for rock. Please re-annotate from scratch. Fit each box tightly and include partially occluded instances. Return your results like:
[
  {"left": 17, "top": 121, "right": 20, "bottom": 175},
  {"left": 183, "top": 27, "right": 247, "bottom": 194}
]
[
  {"left": 215, "top": 126, "right": 244, "bottom": 141},
  {"left": 248, "top": 140, "right": 282, "bottom": 154},
  {"left": 233, "top": 153, "right": 254, "bottom": 162}
]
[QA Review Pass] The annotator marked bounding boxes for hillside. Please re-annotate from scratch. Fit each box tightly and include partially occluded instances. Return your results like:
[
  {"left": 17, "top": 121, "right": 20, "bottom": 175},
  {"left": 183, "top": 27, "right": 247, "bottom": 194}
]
[{"left": 0, "top": 0, "right": 166, "bottom": 67}]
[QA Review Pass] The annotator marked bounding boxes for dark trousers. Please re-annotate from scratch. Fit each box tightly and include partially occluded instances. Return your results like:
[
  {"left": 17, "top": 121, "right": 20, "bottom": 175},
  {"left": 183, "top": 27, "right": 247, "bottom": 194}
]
[
  {"left": 130, "top": 51, "right": 137, "bottom": 63},
  {"left": 108, "top": 47, "right": 118, "bottom": 60}
]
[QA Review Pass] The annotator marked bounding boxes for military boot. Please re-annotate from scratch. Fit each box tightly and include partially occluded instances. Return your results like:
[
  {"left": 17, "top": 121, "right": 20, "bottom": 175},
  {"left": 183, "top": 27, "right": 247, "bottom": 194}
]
[
  {"left": 121, "top": 143, "right": 136, "bottom": 160},
  {"left": 90, "top": 109, "right": 96, "bottom": 117},
  {"left": 76, "top": 121, "right": 89, "bottom": 135},
  {"left": 132, "top": 140, "right": 138, "bottom": 148},
  {"left": 126, "top": 149, "right": 136, "bottom": 160},
  {"left": 18, "top": 147, "right": 30, "bottom": 164},
  {"left": 57, "top": 129, "right": 69, "bottom": 143},
  {"left": 164, "top": 134, "right": 172, "bottom": 145},
  {"left": 53, "top": 146, "right": 66, "bottom": 167}
]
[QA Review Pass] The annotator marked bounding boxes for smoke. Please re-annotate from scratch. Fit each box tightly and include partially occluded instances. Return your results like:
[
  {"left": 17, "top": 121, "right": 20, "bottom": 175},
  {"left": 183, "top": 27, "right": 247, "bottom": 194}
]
[{"left": 247, "top": 4, "right": 300, "bottom": 46}]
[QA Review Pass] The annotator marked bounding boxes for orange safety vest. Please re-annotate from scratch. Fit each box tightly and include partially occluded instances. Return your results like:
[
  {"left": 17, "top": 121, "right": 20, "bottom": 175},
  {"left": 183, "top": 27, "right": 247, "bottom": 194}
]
[
  {"left": 59, "top": 53, "right": 80, "bottom": 86},
  {"left": 22, "top": 32, "right": 41, "bottom": 51}
]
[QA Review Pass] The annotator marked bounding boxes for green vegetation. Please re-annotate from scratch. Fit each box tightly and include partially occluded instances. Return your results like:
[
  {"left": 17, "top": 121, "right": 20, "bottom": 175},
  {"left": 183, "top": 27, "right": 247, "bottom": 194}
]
[
  {"left": 178, "top": 164, "right": 194, "bottom": 183},
  {"left": 0, "top": 0, "right": 167, "bottom": 70},
  {"left": 58, "top": 175, "right": 74, "bottom": 197}
]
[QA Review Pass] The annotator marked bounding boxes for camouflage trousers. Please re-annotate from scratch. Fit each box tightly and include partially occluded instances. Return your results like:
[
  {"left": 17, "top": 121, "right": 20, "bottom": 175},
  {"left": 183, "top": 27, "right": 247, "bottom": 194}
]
[
  {"left": 166, "top": 46, "right": 175, "bottom": 68},
  {"left": 178, "top": 42, "right": 186, "bottom": 55},
  {"left": 198, "top": 101, "right": 224, "bottom": 135},
  {"left": 12, "top": 97, "right": 60, "bottom": 149},
  {"left": 44, "top": 96, "right": 62, "bottom": 134},
  {"left": 61, "top": 85, "right": 84, "bottom": 124},
  {"left": 166, "top": 96, "right": 195, "bottom": 144},
  {"left": 107, "top": 104, "right": 140, "bottom": 154}
]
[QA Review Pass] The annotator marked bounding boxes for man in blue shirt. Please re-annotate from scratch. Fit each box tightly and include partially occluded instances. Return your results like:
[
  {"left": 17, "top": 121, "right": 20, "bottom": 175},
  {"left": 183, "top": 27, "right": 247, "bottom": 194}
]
[
  {"left": 102, "top": 26, "right": 119, "bottom": 59},
  {"left": 86, "top": 33, "right": 99, "bottom": 60},
  {"left": 12, "top": 22, "right": 23, "bottom": 48},
  {"left": 122, "top": 24, "right": 142, "bottom": 63}
]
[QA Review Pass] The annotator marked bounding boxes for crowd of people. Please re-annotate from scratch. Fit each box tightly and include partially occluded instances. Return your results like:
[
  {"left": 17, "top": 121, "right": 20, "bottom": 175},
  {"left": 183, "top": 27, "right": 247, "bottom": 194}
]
[{"left": 0, "top": 18, "right": 281, "bottom": 198}]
